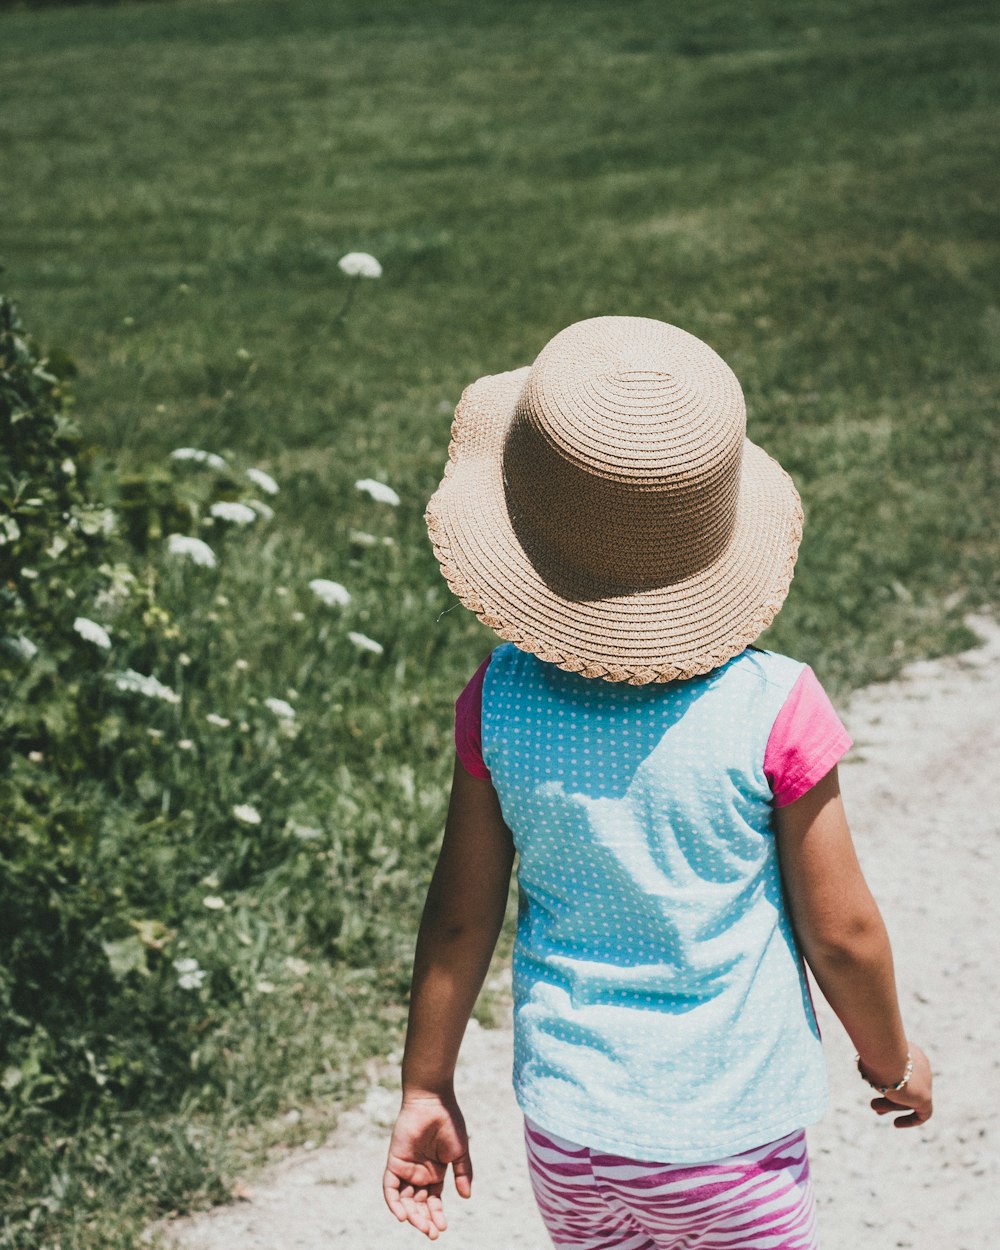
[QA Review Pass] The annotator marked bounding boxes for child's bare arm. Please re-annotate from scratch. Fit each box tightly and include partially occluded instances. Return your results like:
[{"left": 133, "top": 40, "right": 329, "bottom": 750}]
[
  {"left": 383, "top": 757, "right": 515, "bottom": 1239},
  {"left": 774, "top": 765, "right": 933, "bottom": 1127}
]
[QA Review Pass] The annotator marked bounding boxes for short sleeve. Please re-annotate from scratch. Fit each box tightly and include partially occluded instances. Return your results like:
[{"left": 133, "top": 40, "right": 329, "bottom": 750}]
[
  {"left": 454, "top": 655, "right": 492, "bottom": 780},
  {"left": 765, "top": 666, "right": 853, "bottom": 807}
]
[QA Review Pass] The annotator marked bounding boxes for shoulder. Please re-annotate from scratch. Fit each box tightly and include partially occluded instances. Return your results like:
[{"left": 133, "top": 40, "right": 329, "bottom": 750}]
[{"left": 723, "top": 647, "right": 807, "bottom": 700}]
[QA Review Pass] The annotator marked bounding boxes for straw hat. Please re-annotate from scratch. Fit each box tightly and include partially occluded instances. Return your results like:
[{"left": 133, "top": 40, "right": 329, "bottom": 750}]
[{"left": 426, "top": 316, "right": 802, "bottom": 685}]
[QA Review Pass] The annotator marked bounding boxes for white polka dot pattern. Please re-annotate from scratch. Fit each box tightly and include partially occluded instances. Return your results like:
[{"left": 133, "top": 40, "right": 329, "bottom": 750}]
[{"left": 482, "top": 644, "right": 829, "bottom": 1164}]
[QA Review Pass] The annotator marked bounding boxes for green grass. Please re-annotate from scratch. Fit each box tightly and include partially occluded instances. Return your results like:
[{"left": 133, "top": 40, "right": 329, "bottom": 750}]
[{"left": 1, "top": 0, "right": 998, "bottom": 1244}]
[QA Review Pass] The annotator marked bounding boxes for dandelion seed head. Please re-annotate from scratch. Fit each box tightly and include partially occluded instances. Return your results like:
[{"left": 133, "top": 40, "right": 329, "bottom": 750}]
[
  {"left": 167, "top": 534, "right": 217, "bottom": 569},
  {"left": 338, "top": 251, "right": 382, "bottom": 278},
  {"left": 209, "top": 501, "right": 257, "bottom": 526},
  {"left": 354, "top": 478, "right": 400, "bottom": 506},
  {"left": 309, "top": 578, "right": 352, "bottom": 607}
]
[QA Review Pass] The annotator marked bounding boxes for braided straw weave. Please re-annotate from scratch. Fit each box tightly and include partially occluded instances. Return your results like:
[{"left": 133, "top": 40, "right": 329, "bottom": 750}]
[{"left": 425, "top": 316, "right": 803, "bottom": 684}]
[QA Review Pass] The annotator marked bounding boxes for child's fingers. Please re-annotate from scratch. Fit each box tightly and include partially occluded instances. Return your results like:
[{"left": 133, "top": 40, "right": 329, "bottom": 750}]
[
  {"left": 870, "top": 1096, "right": 932, "bottom": 1125},
  {"left": 427, "top": 1192, "right": 448, "bottom": 1231},
  {"left": 383, "top": 1170, "right": 408, "bottom": 1222},
  {"left": 451, "top": 1148, "right": 473, "bottom": 1198}
]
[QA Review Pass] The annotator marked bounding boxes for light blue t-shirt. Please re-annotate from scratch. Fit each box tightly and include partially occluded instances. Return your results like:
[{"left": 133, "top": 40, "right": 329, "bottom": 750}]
[{"left": 480, "top": 643, "right": 828, "bottom": 1163}]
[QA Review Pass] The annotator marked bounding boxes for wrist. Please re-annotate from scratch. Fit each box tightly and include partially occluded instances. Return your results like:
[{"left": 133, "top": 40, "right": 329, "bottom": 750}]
[
  {"left": 856, "top": 1048, "right": 913, "bottom": 1094},
  {"left": 401, "top": 1075, "right": 456, "bottom": 1102}
]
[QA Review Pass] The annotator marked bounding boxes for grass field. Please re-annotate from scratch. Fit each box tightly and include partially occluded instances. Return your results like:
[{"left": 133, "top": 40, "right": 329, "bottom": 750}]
[{"left": 1, "top": 0, "right": 998, "bottom": 1244}]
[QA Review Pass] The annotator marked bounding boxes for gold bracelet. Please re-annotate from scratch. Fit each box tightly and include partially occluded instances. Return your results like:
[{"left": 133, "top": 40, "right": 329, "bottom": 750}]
[{"left": 855, "top": 1051, "right": 913, "bottom": 1096}]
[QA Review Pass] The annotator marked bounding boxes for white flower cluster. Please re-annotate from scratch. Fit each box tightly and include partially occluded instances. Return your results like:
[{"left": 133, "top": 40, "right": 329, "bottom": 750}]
[
  {"left": 308, "top": 578, "right": 352, "bottom": 607},
  {"left": 355, "top": 478, "right": 400, "bottom": 506},
  {"left": 170, "top": 447, "right": 228, "bottom": 471},
  {"left": 6, "top": 634, "right": 38, "bottom": 661},
  {"left": 233, "top": 803, "right": 262, "bottom": 826},
  {"left": 348, "top": 631, "right": 384, "bottom": 656},
  {"left": 246, "top": 467, "right": 279, "bottom": 496},
  {"left": 264, "top": 697, "right": 295, "bottom": 720},
  {"left": 108, "top": 669, "right": 181, "bottom": 704},
  {"left": 210, "top": 501, "right": 257, "bottom": 525},
  {"left": 73, "top": 616, "right": 112, "bottom": 649},
  {"left": 168, "top": 534, "right": 217, "bottom": 568},
  {"left": 173, "top": 957, "right": 207, "bottom": 990},
  {"left": 338, "top": 252, "right": 382, "bottom": 278}
]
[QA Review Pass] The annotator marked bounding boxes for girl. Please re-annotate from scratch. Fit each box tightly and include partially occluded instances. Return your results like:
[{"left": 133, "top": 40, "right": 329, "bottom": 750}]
[{"left": 383, "top": 316, "right": 932, "bottom": 1248}]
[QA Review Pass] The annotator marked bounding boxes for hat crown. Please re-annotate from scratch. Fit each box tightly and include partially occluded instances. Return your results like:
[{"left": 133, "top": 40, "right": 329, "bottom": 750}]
[{"left": 503, "top": 317, "right": 747, "bottom": 591}]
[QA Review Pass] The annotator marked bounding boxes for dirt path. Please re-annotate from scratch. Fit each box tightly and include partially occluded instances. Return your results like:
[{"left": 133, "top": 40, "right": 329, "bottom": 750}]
[{"left": 154, "top": 616, "right": 1000, "bottom": 1250}]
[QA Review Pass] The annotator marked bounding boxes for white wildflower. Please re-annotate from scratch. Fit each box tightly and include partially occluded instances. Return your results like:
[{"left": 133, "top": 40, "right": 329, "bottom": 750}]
[
  {"left": 74, "top": 616, "right": 112, "bottom": 649},
  {"left": 348, "top": 631, "right": 384, "bottom": 656},
  {"left": 291, "top": 611, "right": 305, "bottom": 622},
  {"left": 167, "top": 534, "right": 217, "bottom": 568},
  {"left": 173, "top": 957, "right": 206, "bottom": 990},
  {"left": 178, "top": 739, "right": 196, "bottom": 751},
  {"left": 285, "top": 956, "right": 310, "bottom": 977},
  {"left": 338, "top": 251, "right": 382, "bottom": 278},
  {"left": 61, "top": 458, "right": 76, "bottom": 477},
  {"left": 354, "top": 478, "right": 400, "bottom": 506},
  {"left": 234, "top": 658, "right": 249, "bottom": 671},
  {"left": 246, "top": 467, "right": 279, "bottom": 495},
  {"left": 255, "top": 979, "right": 276, "bottom": 994},
  {"left": 108, "top": 669, "right": 181, "bottom": 704},
  {"left": 247, "top": 498, "right": 274, "bottom": 521},
  {"left": 202, "top": 895, "right": 226, "bottom": 910},
  {"left": 178, "top": 969, "right": 206, "bottom": 990},
  {"left": 170, "top": 447, "right": 228, "bottom": 470},
  {"left": 209, "top": 501, "right": 257, "bottom": 525},
  {"left": 285, "top": 820, "right": 322, "bottom": 840},
  {"left": 205, "top": 713, "right": 231, "bottom": 728},
  {"left": 264, "top": 697, "right": 296, "bottom": 720},
  {"left": 309, "top": 578, "right": 352, "bottom": 607},
  {"left": 28, "top": 750, "right": 44, "bottom": 763},
  {"left": 232, "top": 803, "right": 262, "bottom": 825},
  {"left": 349, "top": 529, "right": 395, "bottom": 548},
  {"left": 7, "top": 634, "right": 38, "bottom": 661}
]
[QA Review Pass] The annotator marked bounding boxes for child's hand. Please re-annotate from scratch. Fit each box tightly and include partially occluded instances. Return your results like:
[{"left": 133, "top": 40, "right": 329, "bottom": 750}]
[
  {"left": 869, "top": 1043, "right": 933, "bottom": 1127},
  {"left": 383, "top": 1092, "right": 473, "bottom": 1240}
]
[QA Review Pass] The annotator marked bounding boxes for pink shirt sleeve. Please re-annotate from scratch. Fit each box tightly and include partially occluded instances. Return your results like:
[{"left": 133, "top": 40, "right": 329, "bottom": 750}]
[
  {"left": 765, "top": 666, "right": 853, "bottom": 807},
  {"left": 455, "top": 655, "right": 492, "bottom": 779}
]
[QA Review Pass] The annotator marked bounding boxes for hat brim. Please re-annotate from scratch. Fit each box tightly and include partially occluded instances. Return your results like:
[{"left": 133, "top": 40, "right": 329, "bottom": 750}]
[{"left": 426, "top": 367, "right": 803, "bottom": 684}]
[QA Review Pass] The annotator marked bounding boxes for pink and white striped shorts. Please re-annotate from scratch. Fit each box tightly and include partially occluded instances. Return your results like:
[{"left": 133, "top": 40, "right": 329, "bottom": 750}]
[{"left": 524, "top": 1116, "right": 820, "bottom": 1250}]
